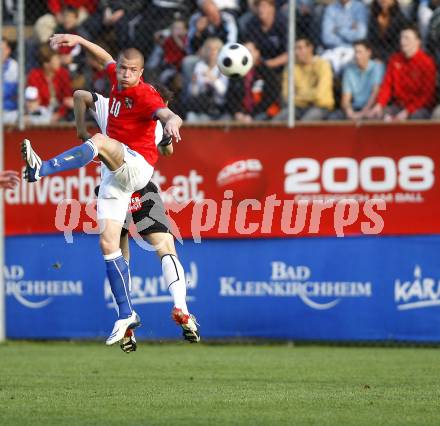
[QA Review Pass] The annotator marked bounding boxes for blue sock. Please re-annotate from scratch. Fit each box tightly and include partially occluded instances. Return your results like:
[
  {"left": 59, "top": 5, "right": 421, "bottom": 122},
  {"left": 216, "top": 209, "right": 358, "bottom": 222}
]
[
  {"left": 40, "top": 140, "right": 97, "bottom": 177},
  {"left": 104, "top": 250, "right": 133, "bottom": 319}
]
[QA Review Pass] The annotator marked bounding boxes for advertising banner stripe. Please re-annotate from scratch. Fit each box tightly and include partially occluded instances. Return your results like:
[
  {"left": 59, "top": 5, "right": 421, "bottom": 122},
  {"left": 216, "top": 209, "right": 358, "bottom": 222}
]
[{"left": 5, "top": 126, "right": 440, "bottom": 237}]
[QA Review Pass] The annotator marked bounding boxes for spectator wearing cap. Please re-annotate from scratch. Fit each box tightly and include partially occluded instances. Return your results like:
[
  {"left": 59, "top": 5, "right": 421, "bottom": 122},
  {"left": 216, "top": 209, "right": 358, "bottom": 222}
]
[
  {"left": 329, "top": 40, "right": 384, "bottom": 120},
  {"left": 2, "top": 38, "right": 18, "bottom": 125},
  {"left": 275, "top": 37, "right": 334, "bottom": 122},
  {"left": 369, "top": 26, "right": 436, "bottom": 121},
  {"left": 24, "top": 86, "right": 53, "bottom": 125},
  {"left": 243, "top": 0, "right": 288, "bottom": 73},
  {"left": 27, "top": 45, "right": 74, "bottom": 122},
  {"left": 321, "top": 0, "right": 368, "bottom": 74}
]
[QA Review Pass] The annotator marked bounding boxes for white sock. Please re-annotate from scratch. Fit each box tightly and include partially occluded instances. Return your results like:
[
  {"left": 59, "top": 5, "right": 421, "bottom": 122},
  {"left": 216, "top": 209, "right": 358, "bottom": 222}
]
[
  {"left": 103, "top": 249, "right": 122, "bottom": 261},
  {"left": 162, "top": 254, "right": 189, "bottom": 315}
]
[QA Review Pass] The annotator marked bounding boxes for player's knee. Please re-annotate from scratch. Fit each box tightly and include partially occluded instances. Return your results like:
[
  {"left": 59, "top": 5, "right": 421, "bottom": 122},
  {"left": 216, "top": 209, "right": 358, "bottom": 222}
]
[
  {"left": 154, "top": 234, "right": 176, "bottom": 258},
  {"left": 73, "top": 89, "right": 88, "bottom": 100},
  {"left": 90, "top": 133, "right": 107, "bottom": 150},
  {"left": 164, "top": 238, "right": 176, "bottom": 255},
  {"left": 99, "top": 235, "right": 120, "bottom": 255}
]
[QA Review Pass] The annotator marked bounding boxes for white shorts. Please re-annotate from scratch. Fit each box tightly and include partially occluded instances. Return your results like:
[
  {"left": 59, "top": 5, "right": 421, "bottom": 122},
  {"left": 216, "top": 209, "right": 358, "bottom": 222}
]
[
  {"left": 91, "top": 93, "right": 156, "bottom": 223},
  {"left": 97, "top": 145, "right": 154, "bottom": 223}
]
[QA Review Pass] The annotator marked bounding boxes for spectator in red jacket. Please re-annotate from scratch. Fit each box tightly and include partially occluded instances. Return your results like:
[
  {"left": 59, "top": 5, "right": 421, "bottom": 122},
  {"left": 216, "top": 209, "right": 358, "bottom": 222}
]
[
  {"left": 162, "top": 20, "right": 188, "bottom": 72},
  {"left": 369, "top": 26, "right": 436, "bottom": 121},
  {"left": 27, "top": 45, "right": 74, "bottom": 122},
  {"left": 48, "top": 0, "right": 98, "bottom": 24},
  {"left": 147, "top": 19, "right": 188, "bottom": 86}
]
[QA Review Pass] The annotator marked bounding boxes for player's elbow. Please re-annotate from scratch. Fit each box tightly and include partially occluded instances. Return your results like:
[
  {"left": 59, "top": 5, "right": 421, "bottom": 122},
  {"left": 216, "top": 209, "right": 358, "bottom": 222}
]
[{"left": 157, "top": 108, "right": 182, "bottom": 125}]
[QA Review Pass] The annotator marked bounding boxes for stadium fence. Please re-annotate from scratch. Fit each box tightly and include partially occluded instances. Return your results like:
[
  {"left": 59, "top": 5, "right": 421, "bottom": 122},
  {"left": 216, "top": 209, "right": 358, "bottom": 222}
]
[{"left": 3, "top": 0, "right": 440, "bottom": 127}]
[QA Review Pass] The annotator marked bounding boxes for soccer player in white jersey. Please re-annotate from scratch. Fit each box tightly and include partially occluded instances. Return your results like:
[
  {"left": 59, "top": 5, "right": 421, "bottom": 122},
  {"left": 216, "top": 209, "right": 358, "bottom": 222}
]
[{"left": 72, "top": 88, "right": 200, "bottom": 349}]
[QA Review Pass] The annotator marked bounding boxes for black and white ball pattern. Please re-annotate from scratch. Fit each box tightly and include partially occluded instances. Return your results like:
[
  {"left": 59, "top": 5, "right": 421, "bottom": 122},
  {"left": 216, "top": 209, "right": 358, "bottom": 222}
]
[{"left": 217, "top": 43, "right": 253, "bottom": 78}]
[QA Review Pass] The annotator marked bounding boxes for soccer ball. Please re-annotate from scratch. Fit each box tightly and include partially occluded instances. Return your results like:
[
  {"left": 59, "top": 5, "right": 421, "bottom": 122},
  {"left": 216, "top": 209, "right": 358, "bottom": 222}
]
[{"left": 217, "top": 43, "right": 253, "bottom": 78}]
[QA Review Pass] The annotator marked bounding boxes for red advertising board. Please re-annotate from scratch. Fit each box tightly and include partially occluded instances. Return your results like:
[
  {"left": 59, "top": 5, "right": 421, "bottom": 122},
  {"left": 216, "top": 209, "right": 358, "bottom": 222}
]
[{"left": 4, "top": 125, "right": 440, "bottom": 238}]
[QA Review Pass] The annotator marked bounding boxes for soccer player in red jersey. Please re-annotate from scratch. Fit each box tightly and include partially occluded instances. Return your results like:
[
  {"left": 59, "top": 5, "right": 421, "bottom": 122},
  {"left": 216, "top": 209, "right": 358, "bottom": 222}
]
[
  {"left": 21, "top": 34, "right": 191, "bottom": 346},
  {"left": 75, "top": 88, "right": 201, "bottom": 347}
]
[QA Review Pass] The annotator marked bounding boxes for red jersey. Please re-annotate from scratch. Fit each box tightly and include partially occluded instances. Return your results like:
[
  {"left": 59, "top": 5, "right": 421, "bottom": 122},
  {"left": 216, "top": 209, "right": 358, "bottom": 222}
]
[
  {"left": 105, "top": 62, "right": 166, "bottom": 165},
  {"left": 377, "top": 50, "right": 436, "bottom": 114}
]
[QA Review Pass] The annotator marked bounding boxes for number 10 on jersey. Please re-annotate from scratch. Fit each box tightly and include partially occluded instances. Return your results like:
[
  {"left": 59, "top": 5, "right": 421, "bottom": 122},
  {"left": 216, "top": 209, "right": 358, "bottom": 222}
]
[{"left": 110, "top": 98, "right": 121, "bottom": 117}]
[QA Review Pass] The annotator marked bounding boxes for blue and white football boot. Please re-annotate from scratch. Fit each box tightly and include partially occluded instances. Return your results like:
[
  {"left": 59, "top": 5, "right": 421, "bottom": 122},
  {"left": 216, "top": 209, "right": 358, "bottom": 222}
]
[{"left": 106, "top": 311, "right": 141, "bottom": 346}]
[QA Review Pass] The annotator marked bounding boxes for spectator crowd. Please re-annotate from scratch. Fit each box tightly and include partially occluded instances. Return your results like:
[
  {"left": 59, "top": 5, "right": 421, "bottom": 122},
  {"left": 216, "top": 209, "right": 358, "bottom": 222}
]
[{"left": 3, "top": 0, "right": 440, "bottom": 124}]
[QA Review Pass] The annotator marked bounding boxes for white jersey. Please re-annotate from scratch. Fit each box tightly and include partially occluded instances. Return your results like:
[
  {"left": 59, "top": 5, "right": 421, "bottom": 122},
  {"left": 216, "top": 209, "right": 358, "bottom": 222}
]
[{"left": 91, "top": 92, "right": 164, "bottom": 145}]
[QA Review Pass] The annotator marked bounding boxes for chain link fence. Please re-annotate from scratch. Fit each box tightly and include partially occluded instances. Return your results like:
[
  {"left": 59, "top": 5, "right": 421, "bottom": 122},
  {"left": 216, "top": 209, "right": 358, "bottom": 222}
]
[{"left": 3, "top": 0, "right": 440, "bottom": 126}]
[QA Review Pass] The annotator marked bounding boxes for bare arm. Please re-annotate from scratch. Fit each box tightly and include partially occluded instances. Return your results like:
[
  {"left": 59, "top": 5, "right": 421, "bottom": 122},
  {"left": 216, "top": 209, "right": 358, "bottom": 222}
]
[
  {"left": 50, "top": 34, "right": 113, "bottom": 66},
  {"left": 361, "top": 85, "right": 380, "bottom": 114},
  {"left": 341, "top": 92, "right": 364, "bottom": 120},
  {"left": 73, "top": 90, "right": 94, "bottom": 141},
  {"left": 265, "top": 52, "right": 288, "bottom": 69},
  {"left": 341, "top": 92, "right": 354, "bottom": 116},
  {"left": 156, "top": 108, "right": 183, "bottom": 142}
]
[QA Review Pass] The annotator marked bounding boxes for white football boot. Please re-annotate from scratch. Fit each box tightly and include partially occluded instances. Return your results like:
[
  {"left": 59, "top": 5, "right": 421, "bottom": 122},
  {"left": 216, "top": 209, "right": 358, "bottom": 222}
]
[
  {"left": 106, "top": 311, "right": 141, "bottom": 346},
  {"left": 172, "top": 307, "right": 200, "bottom": 343}
]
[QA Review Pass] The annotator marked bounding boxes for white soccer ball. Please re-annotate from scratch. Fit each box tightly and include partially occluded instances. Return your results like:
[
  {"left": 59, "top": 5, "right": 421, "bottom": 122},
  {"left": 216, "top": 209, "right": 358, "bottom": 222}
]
[{"left": 217, "top": 43, "right": 253, "bottom": 78}]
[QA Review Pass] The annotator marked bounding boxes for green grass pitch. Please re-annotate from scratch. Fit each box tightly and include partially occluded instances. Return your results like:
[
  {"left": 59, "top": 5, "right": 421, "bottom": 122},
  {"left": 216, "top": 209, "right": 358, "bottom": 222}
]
[{"left": 0, "top": 342, "right": 439, "bottom": 425}]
